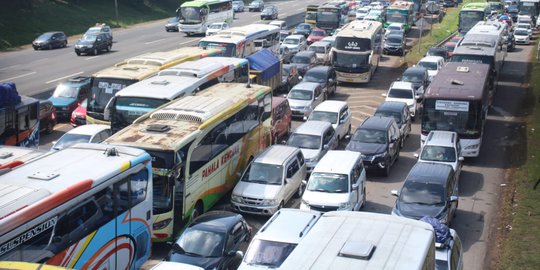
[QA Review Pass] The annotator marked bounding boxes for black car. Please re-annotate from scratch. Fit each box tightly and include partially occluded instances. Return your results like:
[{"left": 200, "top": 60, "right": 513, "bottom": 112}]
[
  {"left": 261, "top": 5, "right": 278, "bottom": 20},
  {"left": 443, "top": 0, "right": 457, "bottom": 7},
  {"left": 165, "top": 17, "right": 180, "bottom": 32},
  {"left": 168, "top": 211, "right": 251, "bottom": 270},
  {"left": 401, "top": 66, "right": 429, "bottom": 100},
  {"left": 383, "top": 34, "right": 406, "bottom": 56},
  {"left": 374, "top": 101, "right": 412, "bottom": 149},
  {"left": 294, "top": 23, "right": 313, "bottom": 37},
  {"left": 74, "top": 33, "right": 113, "bottom": 56},
  {"left": 280, "top": 64, "right": 301, "bottom": 93},
  {"left": 346, "top": 116, "right": 401, "bottom": 176},
  {"left": 301, "top": 66, "right": 337, "bottom": 97},
  {"left": 290, "top": 50, "right": 317, "bottom": 76},
  {"left": 507, "top": 31, "right": 515, "bottom": 52},
  {"left": 32, "top": 31, "right": 67, "bottom": 50},
  {"left": 427, "top": 47, "right": 450, "bottom": 60},
  {"left": 391, "top": 162, "right": 459, "bottom": 225}
]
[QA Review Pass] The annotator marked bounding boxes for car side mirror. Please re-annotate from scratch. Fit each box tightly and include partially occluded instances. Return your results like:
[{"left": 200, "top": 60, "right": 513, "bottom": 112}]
[
  {"left": 298, "top": 76, "right": 303, "bottom": 80},
  {"left": 352, "top": 183, "right": 359, "bottom": 189},
  {"left": 450, "top": 195, "right": 458, "bottom": 202},
  {"left": 458, "top": 156, "right": 464, "bottom": 161},
  {"left": 391, "top": 190, "right": 399, "bottom": 197},
  {"left": 285, "top": 178, "right": 292, "bottom": 184},
  {"left": 52, "top": 141, "right": 57, "bottom": 145},
  {"left": 413, "top": 153, "right": 419, "bottom": 158},
  {"left": 381, "top": 93, "right": 387, "bottom": 97},
  {"left": 281, "top": 139, "right": 287, "bottom": 145},
  {"left": 303, "top": 116, "right": 308, "bottom": 121}
]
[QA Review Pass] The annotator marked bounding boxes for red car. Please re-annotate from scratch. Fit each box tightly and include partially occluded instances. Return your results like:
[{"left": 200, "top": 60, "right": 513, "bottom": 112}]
[
  {"left": 70, "top": 98, "right": 87, "bottom": 127},
  {"left": 39, "top": 100, "right": 57, "bottom": 134},
  {"left": 307, "top": 28, "right": 327, "bottom": 45},
  {"left": 444, "top": 41, "right": 458, "bottom": 57},
  {"left": 271, "top": 96, "right": 292, "bottom": 144}
]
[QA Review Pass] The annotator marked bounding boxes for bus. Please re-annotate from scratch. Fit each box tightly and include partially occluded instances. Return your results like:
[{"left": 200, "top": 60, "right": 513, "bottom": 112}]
[
  {"left": 87, "top": 47, "right": 221, "bottom": 125},
  {"left": 0, "top": 143, "right": 153, "bottom": 269},
  {"left": 519, "top": 0, "right": 540, "bottom": 20},
  {"left": 198, "top": 24, "right": 280, "bottom": 58},
  {"left": 280, "top": 211, "right": 436, "bottom": 270},
  {"left": 458, "top": 2, "right": 490, "bottom": 35},
  {"left": 305, "top": 5, "right": 319, "bottom": 24},
  {"left": 487, "top": 1, "right": 504, "bottom": 15},
  {"left": 332, "top": 20, "right": 383, "bottom": 83},
  {"left": 0, "top": 145, "right": 46, "bottom": 172},
  {"left": 0, "top": 92, "right": 40, "bottom": 148},
  {"left": 106, "top": 57, "right": 250, "bottom": 133},
  {"left": 177, "top": 0, "right": 234, "bottom": 36},
  {"left": 316, "top": 3, "right": 342, "bottom": 32},
  {"left": 385, "top": 1, "right": 415, "bottom": 31},
  {"left": 104, "top": 82, "right": 272, "bottom": 242},
  {"left": 421, "top": 62, "right": 491, "bottom": 157}
]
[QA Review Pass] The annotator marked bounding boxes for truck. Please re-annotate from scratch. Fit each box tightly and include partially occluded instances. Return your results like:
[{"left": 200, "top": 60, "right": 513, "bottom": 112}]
[{"left": 247, "top": 48, "right": 282, "bottom": 92}]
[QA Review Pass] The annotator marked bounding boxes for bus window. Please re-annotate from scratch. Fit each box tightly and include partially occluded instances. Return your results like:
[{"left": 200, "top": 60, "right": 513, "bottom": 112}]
[{"left": 131, "top": 168, "right": 149, "bottom": 205}]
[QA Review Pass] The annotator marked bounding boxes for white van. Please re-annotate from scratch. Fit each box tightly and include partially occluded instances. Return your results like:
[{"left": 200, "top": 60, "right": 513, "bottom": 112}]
[
  {"left": 300, "top": 150, "right": 366, "bottom": 212},
  {"left": 308, "top": 41, "right": 332, "bottom": 64}
]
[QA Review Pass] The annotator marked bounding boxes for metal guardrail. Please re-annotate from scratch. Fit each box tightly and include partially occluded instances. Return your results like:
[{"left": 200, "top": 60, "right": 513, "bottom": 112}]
[{"left": 435, "top": 30, "right": 459, "bottom": 48}]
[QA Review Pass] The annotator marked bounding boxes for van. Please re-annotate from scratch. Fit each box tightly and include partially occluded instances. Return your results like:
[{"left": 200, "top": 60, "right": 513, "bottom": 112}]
[
  {"left": 271, "top": 97, "right": 292, "bottom": 143},
  {"left": 308, "top": 41, "right": 332, "bottom": 64},
  {"left": 231, "top": 145, "right": 307, "bottom": 216},
  {"left": 301, "top": 150, "right": 367, "bottom": 212},
  {"left": 269, "top": 20, "right": 288, "bottom": 30}
]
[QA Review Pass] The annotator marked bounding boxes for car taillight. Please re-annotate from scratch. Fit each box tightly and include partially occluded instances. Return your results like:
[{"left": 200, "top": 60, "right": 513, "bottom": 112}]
[{"left": 51, "top": 112, "right": 56, "bottom": 120}]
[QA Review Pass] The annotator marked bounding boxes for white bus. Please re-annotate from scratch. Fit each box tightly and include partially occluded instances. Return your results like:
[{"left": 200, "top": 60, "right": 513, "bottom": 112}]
[
  {"left": 0, "top": 143, "right": 153, "bottom": 269},
  {"left": 280, "top": 211, "right": 436, "bottom": 270},
  {"left": 105, "top": 57, "right": 250, "bottom": 133},
  {"left": 199, "top": 24, "right": 281, "bottom": 57},
  {"left": 332, "top": 20, "right": 383, "bottom": 83},
  {"left": 177, "top": 0, "right": 234, "bottom": 35},
  {"left": 0, "top": 145, "right": 46, "bottom": 172}
]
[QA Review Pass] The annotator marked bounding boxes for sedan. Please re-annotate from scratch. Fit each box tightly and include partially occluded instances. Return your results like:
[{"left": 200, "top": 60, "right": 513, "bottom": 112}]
[
  {"left": 51, "top": 124, "right": 111, "bottom": 151},
  {"left": 260, "top": 5, "right": 278, "bottom": 20},
  {"left": 167, "top": 211, "right": 251, "bottom": 270},
  {"left": 306, "top": 28, "right": 327, "bottom": 45},
  {"left": 165, "top": 17, "right": 180, "bottom": 32}
]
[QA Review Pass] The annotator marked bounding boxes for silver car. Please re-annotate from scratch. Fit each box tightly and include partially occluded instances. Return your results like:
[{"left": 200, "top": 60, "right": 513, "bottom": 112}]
[{"left": 287, "top": 82, "right": 325, "bottom": 120}]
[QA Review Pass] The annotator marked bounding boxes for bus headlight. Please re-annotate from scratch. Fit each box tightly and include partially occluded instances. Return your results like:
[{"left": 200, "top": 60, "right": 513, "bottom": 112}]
[{"left": 153, "top": 218, "right": 172, "bottom": 230}]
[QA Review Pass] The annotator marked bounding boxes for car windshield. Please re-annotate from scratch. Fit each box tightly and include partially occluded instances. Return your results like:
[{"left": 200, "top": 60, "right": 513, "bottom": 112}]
[
  {"left": 175, "top": 228, "right": 225, "bottom": 257},
  {"left": 386, "top": 36, "right": 402, "bottom": 44},
  {"left": 309, "top": 111, "right": 338, "bottom": 124},
  {"left": 420, "top": 145, "right": 456, "bottom": 162},
  {"left": 303, "top": 71, "right": 326, "bottom": 83},
  {"left": 388, "top": 25, "right": 401, "bottom": 31},
  {"left": 517, "top": 24, "right": 530, "bottom": 29},
  {"left": 37, "top": 33, "right": 53, "bottom": 40},
  {"left": 81, "top": 34, "right": 97, "bottom": 42},
  {"left": 53, "top": 134, "right": 91, "bottom": 150},
  {"left": 307, "top": 173, "right": 349, "bottom": 193},
  {"left": 388, "top": 88, "right": 413, "bottom": 99},
  {"left": 298, "top": 24, "right": 311, "bottom": 30},
  {"left": 374, "top": 111, "right": 402, "bottom": 124},
  {"left": 53, "top": 85, "right": 78, "bottom": 98},
  {"left": 168, "top": 17, "right": 179, "bottom": 23},
  {"left": 287, "top": 133, "right": 321, "bottom": 150},
  {"left": 309, "top": 46, "right": 326, "bottom": 53},
  {"left": 288, "top": 89, "right": 313, "bottom": 100},
  {"left": 242, "top": 162, "right": 283, "bottom": 185},
  {"left": 418, "top": 61, "right": 438, "bottom": 70},
  {"left": 351, "top": 128, "right": 387, "bottom": 144},
  {"left": 514, "top": 29, "right": 529, "bottom": 35},
  {"left": 243, "top": 239, "right": 296, "bottom": 267},
  {"left": 284, "top": 38, "right": 299, "bottom": 45},
  {"left": 291, "top": 55, "right": 311, "bottom": 64},
  {"left": 209, "top": 24, "right": 223, "bottom": 29},
  {"left": 402, "top": 73, "right": 423, "bottom": 83},
  {"left": 263, "top": 7, "right": 273, "bottom": 12},
  {"left": 399, "top": 180, "right": 445, "bottom": 205},
  {"left": 311, "top": 30, "right": 325, "bottom": 36}
]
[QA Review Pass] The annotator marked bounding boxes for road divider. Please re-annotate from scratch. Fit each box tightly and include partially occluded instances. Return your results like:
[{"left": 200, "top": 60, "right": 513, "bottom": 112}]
[{"left": 45, "top": 71, "right": 84, "bottom": 84}]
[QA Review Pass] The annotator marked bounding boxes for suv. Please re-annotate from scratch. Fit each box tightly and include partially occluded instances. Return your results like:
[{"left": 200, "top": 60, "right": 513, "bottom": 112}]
[
  {"left": 271, "top": 97, "right": 292, "bottom": 143},
  {"left": 248, "top": 0, "right": 264, "bottom": 12},
  {"left": 290, "top": 50, "right": 318, "bottom": 76},
  {"left": 287, "top": 82, "right": 325, "bottom": 120},
  {"left": 74, "top": 32, "right": 113, "bottom": 56},
  {"left": 48, "top": 76, "right": 90, "bottom": 120},
  {"left": 301, "top": 66, "right": 337, "bottom": 98},
  {"left": 240, "top": 209, "right": 321, "bottom": 269},
  {"left": 261, "top": 5, "right": 278, "bottom": 20},
  {"left": 401, "top": 66, "right": 429, "bottom": 100},
  {"left": 301, "top": 150, "right": 367, "bottom": 212},
  {"left": 417, "top": 56, "right": 445, "bottom": 82},
  {"left": 231, "top": 145, "right": 307, "bottom": 215},
  {"left": 39, "top": 100, "right": 57, "bottom": 134},
  {"left": 416, "top": 131, "right": 464, "bottom": 180},
  {"left": 85, "top": 23, "right": 113, "bottom": 40},
  {"left": 286, "top": 121, "right": 338, "bottom": 173},
  {"left": 307, "top": 100, "right": 351, "bottom": 142},
  {"left": 346, "top": 116, "right": 401, "bottom": 176},
  {"left": 32, "top": 31, "right": 67, "bottom": 50},
  {"left": 383, "top": 81, "right": 417, "bottom": 120},
  {"left": 281, "top": 34, "right": 307, "bottom": 54},
  {"left": 374, "top": 101, "right": 411, "bottom": 148}
]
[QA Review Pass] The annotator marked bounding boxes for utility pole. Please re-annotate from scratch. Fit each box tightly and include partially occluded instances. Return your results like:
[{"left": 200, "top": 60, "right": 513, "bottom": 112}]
[
  {"left": 115, "top": 0, "right": 120, "bottom": 27},
  {"left": 418, "top": 15, "right": 424, "bottom": 53}
]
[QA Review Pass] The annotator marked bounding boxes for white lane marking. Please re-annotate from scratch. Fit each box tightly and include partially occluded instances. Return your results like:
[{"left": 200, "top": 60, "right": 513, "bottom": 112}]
[
  {"left": 45, "top": 72, "right": 84, "bottom": 84},
  {"left": 180, "top": 39, "right": 197, "bottom": 45},
  {"left": 145, "top": 38, "right": 167, "bottom": 45},
  {"left": 1, "top": 71, "right": 37, "bottom": 82},
  {"left": 292, "top": 3, "right": 299, "bottom": 7},
  {"left": 85, "top": 56, "right": 99, "bottom": 60},
  {"left": 0, "top": 64, "right": 20, "bottom": 71},
  {"left": 251, "top": 14, "right": 261, "bottom": 17},
  {"left": 281, "top": 13, "right": 288, "bottom": 16}
]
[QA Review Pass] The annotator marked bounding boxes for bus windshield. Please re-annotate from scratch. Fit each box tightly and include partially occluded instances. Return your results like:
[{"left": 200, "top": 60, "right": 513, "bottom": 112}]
[
  {"left": 459, "top": 11, "right": 485, "bottom": 33},
  {"left": 180, "top": 6, "right": 205, "bottom": 24},
  {"left": 334, "top": 53, "right": 370, "bottom": 73},
  {"left": 89, "top": 78, "right": 136, "bottom": 115},
  {"left": 199, "top": 41, "right": 235, "bottom": 57},
  {"left": 317, "top": 10, "right": 340, "bottom": 22},
  {"left": 451, "top": 54, "right": 493, "bottom": 66},
  {"left": 306, "top": 12, "right": 317, "bottom": 21},
  {"left": 422, "top": 99, "right": 482, "bottom": 139},
  {"left": 113, "top": 97, "right": 169, "bottom": 131},
  {"left": 387, "top": 11, "right": 408, "bottom": 24}
]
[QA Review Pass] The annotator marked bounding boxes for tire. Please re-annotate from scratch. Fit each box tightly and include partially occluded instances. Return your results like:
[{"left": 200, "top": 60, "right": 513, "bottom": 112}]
[
  {"left": 191, "top": 201, "right": 203, "bottom": 222},
  {"left": 347, "top": 124, "right": 351, "bottom": 136},
  {"left": 45, "top": 121, "right": 54, "bottom": 134},
  {"left": 360, "top": 188, "right": 367, "bottom": 209},
  {"left": 294, "top": 183, "right": 304, "bottom": 198},
  {"left": 93, "top": 48, "right": 98, "bottom": 55},
  {"left": 48, "top": 44, "right": 53, "bottom": 50},
  {"left": 75, "top": 51, "right": 81, "bottom": 56},
  {"left": 382, "top": 158, "right": 390, "bottom": 177},
  {"left": 63, "top": 41, "right": 67, "bottom": 47},
  {"left": 106, "top": 44, "right": 111, "bottom": 52}
]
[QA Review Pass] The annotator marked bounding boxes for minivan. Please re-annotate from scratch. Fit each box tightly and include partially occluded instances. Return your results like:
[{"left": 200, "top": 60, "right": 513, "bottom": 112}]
[
  {"left": 231, "top": 145, "right": 306, "bottom": 215},
  {"left": 374, "top": 101, "right": 411, "bottom": 148},
  {"left": 301, "top": 150, "right": 367, "bottom": 212},
  {"left": 308, "top": 41, "right": 332, "bottom": 65},
  {"left": 307, "top": 100, "right": 351, "bottom": 142},
  {"left": 287, "top": 82, "right": 325, "bottom": 120}
]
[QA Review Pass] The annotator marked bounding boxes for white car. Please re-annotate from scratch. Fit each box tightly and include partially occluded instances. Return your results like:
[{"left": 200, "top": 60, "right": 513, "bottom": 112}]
[
  {"left": 281, "top": 34, "right": 307, "bottom": 53},
  {"left": 515, "top": 23, "right": 533, "bottom": 37},
  {"left": 513, "top": 28, "right": 531, "bottom": 45},
  {"left": 269, "top": 20, "right": 288, "bottom": 30},
  {"left": 517, "top": 15, "right": 534, "bottom": 28},
  {"left": 51, "top": 124, "right": 111, "bottom": 151},
  {"left": 383, "top": 81, "right": 417, "bottom": 120},
  {"left": 385, "top": 23, "right": 405, "bottom": 39},
  {"left": 356, "top": 7, "right": 371, "bottom": 20},
  {"left": 307, "top": 100, "right": 352, "bottom": 142},
  {"left": 205, "top": 22, "right": 229, "bottom": 36},
  {"left": 415, "top": 130, "right": 464, "bottom": 180},
  {"left": 369, "top": 1, "right": 384, "bottom": 10},
  {"left": 417, "top": 55, "right": 445, "bottom": 82}
]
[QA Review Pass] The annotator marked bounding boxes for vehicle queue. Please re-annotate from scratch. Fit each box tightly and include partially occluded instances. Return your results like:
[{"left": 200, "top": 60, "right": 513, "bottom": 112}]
[{"left": 0, "top": 0, "right": 536, "bottom": 269}]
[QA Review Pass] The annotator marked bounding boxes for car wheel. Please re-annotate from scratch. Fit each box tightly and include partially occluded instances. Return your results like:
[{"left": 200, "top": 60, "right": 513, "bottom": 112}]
[
  {"left": 45, "top": 121, "right": 55, "bottom": 134},
  {"left": 382, "top": 158, "right": 390, "bottom": 177},
  {"left": 294, "top": 183, "right": 304, "bottom": 198},
  {"left": 347, "top": 124, "right": 351, "bottom": 135},
  {"left": 93, "top": 48, "right": 98, "bottom": 55},
  {"left": 106, "top": 44, "right": 111, "bottom": 52},
  {"left": 48, "top": 44, "right": 53, "bottom": 50},
  {"left": 190, "top": 201, "right": 204, "bottom": 222},
  {"left": 361, "top": 188, "right": 367, "bottom": 209},
  {"left": 75, "top": 51, "right": 81, "bottom": 56}
]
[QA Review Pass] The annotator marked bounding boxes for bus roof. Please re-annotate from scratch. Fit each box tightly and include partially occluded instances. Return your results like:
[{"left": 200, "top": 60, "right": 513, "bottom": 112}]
[
  {"left": 104, "top": 83, "right": 271, "bottom": 151},
  {"left": 200, "top": 24, "right": 279, "bottom": 45},
  {"left": 159, "top": 57, "right": 247, "bottom": 77},
  {"left": 336, "top": 20, "right": 383, "bottom": 38},
  {"left": 388, "top": 1, "right": 414, "bottom": 9},
  {"left": 453, "top": 40, "right": 497, "bottom": 56},
  {"left": 279, "top": 211, "right": 435, "bottom": 270},
  {"left": 0, "top": 146, "right": 47, "bottom": 171},
  {"left": 424, "top": 62, "right": 490, "bottom": 101},
  {"left": 181, "top": 0, "right": 228, "bottom": 8},
  {"left": 0, "top": 143, "right": 149, "bottom": 234},
  {"left": 461, "top": 2, "right": 489, "bottom": 11},
  {"left": 114, "top": 75, "right": 203, "bottom": 100}
]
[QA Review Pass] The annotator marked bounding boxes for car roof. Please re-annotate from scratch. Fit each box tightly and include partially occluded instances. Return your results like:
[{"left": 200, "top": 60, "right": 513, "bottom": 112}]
[
  {"left": 406, "top": 162, "right": 454, "bottom": 185},
  {"left": 295, "top": 50, "right": 316, "bottom": 56},
  {"left": 425, "top": 131, "right": 458, "bottom": 148},
  {"left": 404, "top": 66, "right": 428, "bottom": 75},
  {"left": 188, "top": 211, "right": 242, "bottom": 233},
  {"left": 419, "top": 56, "right": 444, "bottom": 62},
  {"left": 388, "top": 22, "right": 404, "bottom": 27},
  {"left": 387, "top": 33, "right": 404, "bottom": 39},
  {"left": 255, "top": 145, "right": 299, "bottom": 165},
  {"left": 313, "top": 150, "right": 361, "bottom": 174},
  {"left": 286, "top": 34, "right": 304, "bottom": 39},
  {"left": 294, "top": 121, "right": 332, "bottom": 136},
  {"left": 360, "top": 116, "right": 395, "bottom": 130},
  {"left": 376, "top": 101, "right": 407, "bottom": 112},
  {"left": 65, "top": 124, "right": 110, "bottom": 135},
  {"left": 390, "top": 81, "right": 414, "bottom": 89},
  {"left": 291, "top": 82, "right": 320, "bottom": 91},
  {"left": 306, "top": 65, "right": 331, "bottom": 74},
  {"left": 310, "top": 41, "right": 331, "bottom": 47},
  {"left": 313, "top": 100, "right": 347, "bottom": 113}
]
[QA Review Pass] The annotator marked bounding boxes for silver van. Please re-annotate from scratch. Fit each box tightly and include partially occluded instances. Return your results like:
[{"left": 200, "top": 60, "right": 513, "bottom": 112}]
[{"left": 308, "top": 41, "right": 332, "bottom": 64}]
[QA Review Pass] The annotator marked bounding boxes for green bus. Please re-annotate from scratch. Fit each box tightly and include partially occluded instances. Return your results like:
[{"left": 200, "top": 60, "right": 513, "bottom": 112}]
[
  {"left": 458, "top": 2, "right": 490, "bottom": 35},
  {"left": 385, "top": 1, "right": 416, "bottom": 32}
]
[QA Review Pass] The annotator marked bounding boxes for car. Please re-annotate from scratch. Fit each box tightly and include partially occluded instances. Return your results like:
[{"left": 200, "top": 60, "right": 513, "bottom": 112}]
[
  {"left": 307, "top": 100, "right": 351, "bottom": 142},
  {"left": 383, "top": 81, "right": 417, "bottom": 120},
  {"left": 301, "top": 66, "right": 337, "bottom": 98},
  {"left": 443, "top": 0, "right": 457, "bottom": 7},
  {"left": 287, "top": 82, "right": 325, "bottom": 120},
  {"left": 498, "top": 14, "right": 513, "bottom": 27},
  {"left": 269, "top": 20, "right": 288, "bottom": 30},
  {"left": 507, "top": 6, "right": 519, "bottom": 22},
  {"left": 85, "top": 23, "right": 113, "bottom": 40},
  {"left": 383, "top": 33, "right": 406, "bottom": 56},
  {"left": 417, "top": 56, "right": 445, "bottom": 82},
  {"left": 51, "top": 124, "right": 111, "bottom": 151},
  {"left": 232, "top": 0, "right": 245, "bottom": 12},
  {"left": 167, "top": 211, "right": 251, "bottom": 270},
  {"left": 280, "top": 64, "right": 301, "bottom": 93},
  {"left": 506, "top": 31, "right": 515, "bottom": 51},
  {"left": 70, "top": 98, "right": 87, "bottom": 127},
  {"left": 374, "top": 101, "right": 412, "bottom": 149},
  {"left": 427, "top": 47, "right": 450, "bottom": 60},
  {"left": 231, "top": 145, "right": 306, "bottom": 215},
  {"left": 74, "top": 32, "right": 113, "bottom": 56},
  {"left": 416, "top": 130, "right": 464, "bottom": 179},
  {"left": 38, "top": 100, "right": 57, "bottom": 134},
  {"left": 165, "top": 17, "right": 180, "bottom": 32},
  {"left": 435, "top": 227, "right": 463, "bottom": 270},
  {"left": 290, "top": 50, "right": 318, "bottom": 76},
  {"left": 515, "top": 23, "right": 533, "bottom": 37},
  {"left": 425, "top": 0, "right": 441, "bottom": 15},
  {"left": 356, "top": 7, "right": 371, "bottom": 20},
  {"left": 306, "top": 28, "right": 327, "bottom": 45},
  {"left": 300, "top": 150, "right": 367, "bottom": 212},
  {"left": 391, "top": 162, "right": 459, "bottom": 225},
  {"left": 32, "top": 31, "right": 67, "bottom": 50},
  {"left": 308, "top": 41, "right": 332, "bottom": 64},
  {"left": 278, "top": 46, "right": 294, "bottom": 64},
  {"left": 271, "top": 97, "right": 293, "bottom": 142},
  {"left": 320, "top": 36, "right": 336, "bottom": 48},
  {"left": 513, "top": 28, "right": 531, "bottom": 45},
  {"left": 206, "top": 22, "right": 229, "bottom": 36},
  {"left": 346, "top": 116, "right": 401, "bottom": 176},
  {"left": 281, "top": 34, "right": 307, "bottom": 54},
  {"left": 286, "top": 121, "right": 338, "bottom": 173},
  {"left": 401, "top": 66, "right": 429, "bottom": 100},
  {"left": 279, "top": 30, "right": 290, "bottom": 44},
  {"left": 261, "top": 5, "right": 278, "bottom": 20},
  {"left": 443, "top": 41, "right": 458, "bottom": 57},
  {"left": 48, "top": 76, "right": 90, "bottom": 120},
  {"left": 363, "top": 14, "right": 382, "bottom": 22},
  {"left": 294, "top": 23, "right": 314, "bottom": 37},
  {"left": 248, "top": 0, "right": 264, "bottom": 12},
  {"left": 517, "top": 15, "right": 534, "bottom": 28}
]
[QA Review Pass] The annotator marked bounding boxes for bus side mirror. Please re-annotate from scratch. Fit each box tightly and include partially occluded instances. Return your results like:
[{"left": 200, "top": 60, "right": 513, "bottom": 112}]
[{"left": 103, "top": 97, "right": 116, "bottom": 121}]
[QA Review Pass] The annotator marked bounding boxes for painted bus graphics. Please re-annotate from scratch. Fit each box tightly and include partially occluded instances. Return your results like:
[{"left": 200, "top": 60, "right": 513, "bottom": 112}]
[
  {"left": 458, "top": 2, "right": 490, "bottom": 35},
  {"left": 385, "top": 1, "right": 416, "bottom": 31},
  {"left": 104, "top": 83, "right": 272, "bottom": 242},
  {"left": 0, "top": 143, "right": 153, "bottom": 269},
  {"left": 0, "top": 95, "right": 40, "bottom": 148},
  {"left": 305, "top": 5, "right": 319, "bottom": 24},
  {"left": 177, "top": 0, "right": 234, "bottom": 36}
]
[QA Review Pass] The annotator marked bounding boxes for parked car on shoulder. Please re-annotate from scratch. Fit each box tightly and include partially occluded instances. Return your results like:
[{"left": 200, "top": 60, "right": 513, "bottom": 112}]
[
  {"left": 280, "top": 64, "right": 301, "bottom": 93},
  {"left": 287, "top": 82, "right": 325, "bottom": 120},
  {"left": 271, "top": 96, "right": 293, "bottom": 143},
  {"left": 51, "top": 124, "right": 111, "bottom": 151},
  {"left": 248, "top": 0, "right": 264, "bottom": 12},
  {"left": 374, "top": 101, "right": 412, "bottom": 149},
  {"left": 290, "top": 50, "right": 318, "bottom": 76},
  {"left": 383, "top": 81, "right": 417, "bottom": 120},
  {"left": 233, "top": 0, "right": 245, "bottom": 12},
  {"left": 301, "top": 66, "right": 337, "bottom": 98},
  {"left": 32, "top": 31, "right": 67, "bottom": 50},
  {"left": 307, "top": 100, "right": 351, "bottom": 142},
  {"left": 206, "top": 22, "right": 230, "bottom": 36},
  {"left": 74, "top": 32, "right": 113, "bottom": 56},
  {"left": 48, "top": 76, "right": 90, "bottom": 120},
  {"left": 261, "top": 5, "right": 278, "bottom": 20},
  {"left": 39, "top": 100, "right": 57, "bottom": 134},
  {"left": 165, "top": 17, "right": 180, "bottom": 32}
]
